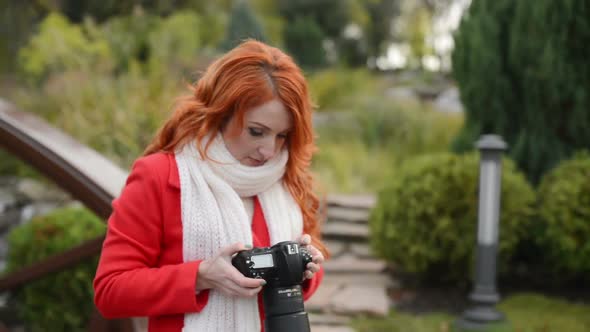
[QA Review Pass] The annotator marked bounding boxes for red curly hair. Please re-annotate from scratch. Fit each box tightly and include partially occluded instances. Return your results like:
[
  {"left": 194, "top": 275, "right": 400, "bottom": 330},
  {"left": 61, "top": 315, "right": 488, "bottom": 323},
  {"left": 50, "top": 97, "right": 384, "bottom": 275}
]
[{"left": 144, "top": 40, "right": 328, "bottom": 258}]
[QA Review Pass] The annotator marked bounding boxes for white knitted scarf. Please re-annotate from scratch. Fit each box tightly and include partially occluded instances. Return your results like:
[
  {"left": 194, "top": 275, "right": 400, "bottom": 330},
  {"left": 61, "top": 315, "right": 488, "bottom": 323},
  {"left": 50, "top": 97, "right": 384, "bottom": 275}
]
[{"left": 175, "top": 133, "right": 303, "bottom": 332}]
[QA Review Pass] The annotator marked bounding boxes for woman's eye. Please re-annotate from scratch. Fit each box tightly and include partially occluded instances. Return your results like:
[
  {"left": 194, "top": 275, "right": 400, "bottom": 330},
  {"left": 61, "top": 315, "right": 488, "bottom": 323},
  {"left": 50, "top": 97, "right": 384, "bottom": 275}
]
[{"left": 248, "top": 127, "right": 264, "bottom": 137}]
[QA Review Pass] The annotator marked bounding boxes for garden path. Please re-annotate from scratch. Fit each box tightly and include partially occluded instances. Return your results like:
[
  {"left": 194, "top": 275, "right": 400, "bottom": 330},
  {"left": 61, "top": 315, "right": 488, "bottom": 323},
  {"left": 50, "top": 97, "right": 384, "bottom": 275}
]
[{"left": 309, "top": 194, "right": 392, "bottom": 332}]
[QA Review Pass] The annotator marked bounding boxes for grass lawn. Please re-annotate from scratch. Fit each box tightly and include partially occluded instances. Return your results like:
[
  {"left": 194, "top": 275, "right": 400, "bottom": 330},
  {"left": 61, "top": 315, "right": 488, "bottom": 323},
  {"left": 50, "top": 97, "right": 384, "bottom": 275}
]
[{"left": 351, "top": 293, "right": 590, "bottom": 332}]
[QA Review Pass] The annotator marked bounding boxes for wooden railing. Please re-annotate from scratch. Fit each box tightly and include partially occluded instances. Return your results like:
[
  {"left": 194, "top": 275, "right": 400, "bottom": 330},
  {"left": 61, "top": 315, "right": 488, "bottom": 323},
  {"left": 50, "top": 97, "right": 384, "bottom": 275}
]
[{"left": 0, "top": 99, "right": 133, "bottom": 331}]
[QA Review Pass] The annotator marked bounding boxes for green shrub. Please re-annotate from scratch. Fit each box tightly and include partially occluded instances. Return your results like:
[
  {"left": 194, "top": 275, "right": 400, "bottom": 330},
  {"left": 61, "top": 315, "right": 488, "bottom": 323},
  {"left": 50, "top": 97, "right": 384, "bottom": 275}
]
[
  {"left": 312, "top": 141, "right": 398, "bottom": 194},
  {"left": 307, "top": 68, "right": 381, "bottom": 110},
  {"left": 13, "top": 67, "right": 183, "bottom": 169},
  {"left": 147, "top": 11, "right": 203, "bottom": 72},
  {"left": 536, "top": 151, "right": 590, "bottom": 279},
  {"left": 6, "top": 207, "right": 105, "bottom": 331},
  {"left": 369, "top": 152, "right": 535, "bottom": 284},
  {"left": 0, "top": 149, "right": 40, "bottom": 178},
  {"left": 18, "top": 12, "right": 113, "bottom": 82},
  {"left": 313, "top": 98, "right": 463, "bottom": 193},
  {"left": 99, "top": 12, "right": 159, "bottom": 72}
]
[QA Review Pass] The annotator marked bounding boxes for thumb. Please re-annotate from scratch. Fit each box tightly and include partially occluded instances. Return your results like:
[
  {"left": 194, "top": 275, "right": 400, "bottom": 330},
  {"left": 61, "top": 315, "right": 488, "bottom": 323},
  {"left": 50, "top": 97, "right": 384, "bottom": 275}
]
[{"left": 220, "top": 242, "right": 251, "bottom": 257}]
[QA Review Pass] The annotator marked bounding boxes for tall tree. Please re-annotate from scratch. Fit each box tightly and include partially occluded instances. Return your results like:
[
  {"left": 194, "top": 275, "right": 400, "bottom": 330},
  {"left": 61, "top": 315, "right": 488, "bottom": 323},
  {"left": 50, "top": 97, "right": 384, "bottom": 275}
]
[
  {"left": 363, "top": 0, "right": 400, "bottom": 58},
  {"left": 283, "top": 16, "right": 326, "bottom": 68},
  {"left": 452, "top": 0, "right": 590, "bottom": 183},
  {"left": 277, "top": 0, "right": 350, "bottom": 39},
  {"left": 222, "top": 0, "right": 267, "bottom": 50}
]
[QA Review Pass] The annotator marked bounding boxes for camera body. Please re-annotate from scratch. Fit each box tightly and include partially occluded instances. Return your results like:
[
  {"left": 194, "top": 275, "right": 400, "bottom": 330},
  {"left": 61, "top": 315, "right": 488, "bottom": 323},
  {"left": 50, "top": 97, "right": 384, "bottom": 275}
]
[
  {"left": 232, "top": 241, "right": 313, "bottom": 332},
  {"left": 232, "top": 241, "right": 312, "bottom": 286}
]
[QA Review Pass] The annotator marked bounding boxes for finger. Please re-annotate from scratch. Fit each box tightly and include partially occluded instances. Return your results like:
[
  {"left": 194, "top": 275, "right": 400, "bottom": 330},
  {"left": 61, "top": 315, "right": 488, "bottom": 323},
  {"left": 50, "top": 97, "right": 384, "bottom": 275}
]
[
  {"left": 231, "top": 270, "right": 266, "bottom": 288},
  {"left": 239, "top": 285, "right": 263, "bottom": 298},
  {"left": 227, "top": 279, "right": 263, "bottom": 297},
  {"left": 304, "top": 270, "right": 314, "bottom": 279},
  {"left": 222, "top": 280, "right": 244, "bottom": 297},
  {"left": 313, "top": 253, "right": 324, "bottom": 264},
  {"left": 306, "top": 262, "right": 320, "bottom": 273},
  {"left": 308, "top": 245, "right": 324, "bottom": 264},
  {"left": 299, "top": 234, "right": 311, "bottom": 245}
]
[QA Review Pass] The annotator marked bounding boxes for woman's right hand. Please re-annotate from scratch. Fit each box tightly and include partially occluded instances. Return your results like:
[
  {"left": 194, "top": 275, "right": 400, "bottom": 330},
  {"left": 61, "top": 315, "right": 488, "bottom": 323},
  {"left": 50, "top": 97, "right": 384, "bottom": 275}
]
[{"left": 196, "top": 242, "right": 265, "bottom": 298}]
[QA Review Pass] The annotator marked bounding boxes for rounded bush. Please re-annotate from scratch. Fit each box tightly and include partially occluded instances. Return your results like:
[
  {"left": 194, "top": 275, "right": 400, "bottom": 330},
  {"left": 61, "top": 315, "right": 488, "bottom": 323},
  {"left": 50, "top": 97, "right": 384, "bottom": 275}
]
[
  {"left": 6, "top": 207, "right": 105, "bottom": 331},
  {"left": 369, "top": 152, "right": 535, "bottom": 283},
  {"left": 537, "top": 151, "right": 590, "bottom": 278}
]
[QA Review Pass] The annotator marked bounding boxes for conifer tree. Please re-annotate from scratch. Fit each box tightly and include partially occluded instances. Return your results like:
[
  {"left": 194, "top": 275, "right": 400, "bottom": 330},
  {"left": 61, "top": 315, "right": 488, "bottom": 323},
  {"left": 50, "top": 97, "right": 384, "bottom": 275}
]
[
  {"left": 452, "top": 0, "right": 590, "bottom": 183},
  {"left": 222, "top": 0, "right": 266, "bottom": 50},
  {"left": 283, "top": 16, "right": 326, "bottom": 68}
]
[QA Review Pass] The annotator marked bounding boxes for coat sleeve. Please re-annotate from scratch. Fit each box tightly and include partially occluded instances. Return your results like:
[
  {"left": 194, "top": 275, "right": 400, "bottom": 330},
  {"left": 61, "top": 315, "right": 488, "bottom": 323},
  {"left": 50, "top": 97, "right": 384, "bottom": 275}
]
[{"left": 93, "top": 156, "right": 209, "bottom": 318}]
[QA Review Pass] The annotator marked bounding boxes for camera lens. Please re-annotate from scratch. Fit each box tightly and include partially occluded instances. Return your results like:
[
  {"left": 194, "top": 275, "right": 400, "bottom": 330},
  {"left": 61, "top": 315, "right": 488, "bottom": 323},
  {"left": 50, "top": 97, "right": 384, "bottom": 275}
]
[{"left": 263, "top": 285, "right": 310, "bottom": 332}]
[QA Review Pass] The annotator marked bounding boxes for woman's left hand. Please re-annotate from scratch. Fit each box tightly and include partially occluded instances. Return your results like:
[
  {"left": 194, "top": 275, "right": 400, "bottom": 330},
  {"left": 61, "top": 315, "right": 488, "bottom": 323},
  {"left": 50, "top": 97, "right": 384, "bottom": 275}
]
[{"left": 298, "top": 234, "right": 324, "bottom": 279}]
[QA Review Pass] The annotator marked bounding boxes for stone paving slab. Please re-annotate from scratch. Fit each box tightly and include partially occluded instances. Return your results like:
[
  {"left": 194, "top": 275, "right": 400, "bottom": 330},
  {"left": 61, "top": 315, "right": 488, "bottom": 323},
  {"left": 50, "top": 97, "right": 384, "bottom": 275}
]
[
  {"left": 307, "top": 282, "right": 343, "bottom": 312},
  {"left": 324, "top": 240, "right": 346, "bottom": 257},
  {"left": 327, "top": 194, "right": 376, "bottom": 209},
  {"left": 323, "top": 253, "right": 387, "bottom": 273},
  {"left": 320, "top": 272, "right": 395, "bottom": 288},
  {"left": 349, "top": 243, "right": 373, "bottom": 258},
  {"left": 309, "top": 313, "right": 351, "bottom": 325},
  {"left": 322, "top": 222, "right": 369, "bottom": 240},
  {"left": 330, "top": 285, "right": 390, "bottom": 317},
  {"left": 326, "top": 206, "right": 370, "bottom": 223}
]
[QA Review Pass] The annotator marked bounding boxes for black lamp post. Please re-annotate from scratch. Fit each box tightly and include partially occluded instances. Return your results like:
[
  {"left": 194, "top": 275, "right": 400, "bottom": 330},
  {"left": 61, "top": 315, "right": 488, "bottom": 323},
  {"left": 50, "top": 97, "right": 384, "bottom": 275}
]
[{"left": 456, "top": 134, "right": 507, "bottom": 330}]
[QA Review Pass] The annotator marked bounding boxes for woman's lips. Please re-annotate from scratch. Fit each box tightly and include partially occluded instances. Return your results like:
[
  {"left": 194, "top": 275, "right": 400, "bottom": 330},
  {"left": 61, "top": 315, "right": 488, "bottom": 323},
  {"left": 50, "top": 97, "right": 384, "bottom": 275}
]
[{"left": 247, "top": 157, "right": 265, "bottom": 166}]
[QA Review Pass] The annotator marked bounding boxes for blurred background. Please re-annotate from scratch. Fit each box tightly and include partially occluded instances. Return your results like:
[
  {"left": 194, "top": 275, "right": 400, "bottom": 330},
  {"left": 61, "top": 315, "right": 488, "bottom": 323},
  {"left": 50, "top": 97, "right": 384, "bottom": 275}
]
[{"left": 0, "top": 0, "right": 588, "bottom": 331}]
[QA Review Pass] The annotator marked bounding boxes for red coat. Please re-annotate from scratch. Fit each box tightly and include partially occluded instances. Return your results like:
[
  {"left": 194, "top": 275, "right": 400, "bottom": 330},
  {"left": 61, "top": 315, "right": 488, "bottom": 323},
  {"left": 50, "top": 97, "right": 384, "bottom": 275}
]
[{"left": 93, "top": 152, "right": 323, "bottom": 331}]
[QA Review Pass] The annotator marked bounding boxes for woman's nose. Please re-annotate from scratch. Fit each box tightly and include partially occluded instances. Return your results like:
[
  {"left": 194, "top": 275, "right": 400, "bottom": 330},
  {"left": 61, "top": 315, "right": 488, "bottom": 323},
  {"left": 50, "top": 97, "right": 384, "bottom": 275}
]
[{"left": 258, "top": 138, "right": 277, "bottom": 160}]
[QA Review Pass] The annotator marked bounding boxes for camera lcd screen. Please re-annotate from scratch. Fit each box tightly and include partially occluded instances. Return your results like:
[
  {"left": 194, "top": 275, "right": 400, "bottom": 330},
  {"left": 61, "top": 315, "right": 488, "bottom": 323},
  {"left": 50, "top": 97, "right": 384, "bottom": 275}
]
[{"left": 251, "top": 254, "right": 274, "bottom": 269}]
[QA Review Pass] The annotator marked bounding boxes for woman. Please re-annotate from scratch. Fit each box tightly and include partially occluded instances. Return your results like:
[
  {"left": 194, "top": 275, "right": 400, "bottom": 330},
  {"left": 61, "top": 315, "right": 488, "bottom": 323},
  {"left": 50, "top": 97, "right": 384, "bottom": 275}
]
[{"left": 93, "top": 39, "right": 328, "bottom": 332}]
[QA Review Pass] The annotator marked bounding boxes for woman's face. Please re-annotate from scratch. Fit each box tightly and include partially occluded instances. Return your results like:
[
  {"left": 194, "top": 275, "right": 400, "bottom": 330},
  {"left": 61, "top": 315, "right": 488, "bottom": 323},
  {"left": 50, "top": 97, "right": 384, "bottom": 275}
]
[{"left": 222, "top": 99, "right": 293, "bottom": 167}]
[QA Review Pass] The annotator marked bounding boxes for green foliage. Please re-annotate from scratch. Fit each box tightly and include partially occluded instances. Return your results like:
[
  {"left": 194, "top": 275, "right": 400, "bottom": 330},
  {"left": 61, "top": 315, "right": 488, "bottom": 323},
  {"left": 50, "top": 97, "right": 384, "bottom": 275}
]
[
  {"left": 147, "top": 11, "right": 202, "bottom": 70},
  {"left": 404, "top": 6, "right": 432, "bottom": 68},
  {"left": 351, "top": 293, "right": 590, "bottom": 332},
  {"left": 278, "top": 0, "right": 390, "bottom": 66},
  {"left": 362, "top": 0, "right": 400, "bottom": 57},
  {"left": 6, "top": 207, "right": 105, "bottom": 331},
  {"left": 307, "top": 68, "right": 378, "bottom": 109},
  {"left": 497, "top": 293, "right": 590, "bottom": 332},
  {"left": 536, "top": 151, "right": 590, "bottom": 278},
  {"left": 338, "top": 33, "right": 369, "bottom": 68},
  {"left": 196, "top": 12, "right": 228, "bottom": 50},
  {"left": 222, "top": 1, "right": 266, "bottom": 50},
  {"left": 352, "top": 311, "right": 453, "bottom": 332},
  {"left": 49, "top": 0, "right": 136, "bottom": 23},
  {"left": 250, "top": 0, "right": 285, "bottom": 47},
  {"left": 313, "top": 141, "right": 398, "bottom": 194},
  {"left": 99, "top": 11, "right": 159, "bottom": 71},
  {"left": 369, "top": 152, "right": 535, "bottom": 283},
  {"left": 13, "top": 68, "right": 182, "bottom": 169},
  {"left": 317, "top": 100, "right": 463, "bottom": 155},
  {"left": 18, "top": 12, "right": 113, "bottom": 82},
  {"left": 0, "top": 2, "right": 43, "bottom": 74},
  {"left": 283, "top": 16, "right": 326, "bottom": 68},
  {"left": 278, "top": 0, "right": 350, "bottom": 39},
  {"left": 0, "top": 149, "right": 40, "bottom": 178},
  {"left": 313, "top": 87, "right": 463, "bottom": 193},
  {"left": 452, "top": 0, "right": 590, "bottom": 184}
]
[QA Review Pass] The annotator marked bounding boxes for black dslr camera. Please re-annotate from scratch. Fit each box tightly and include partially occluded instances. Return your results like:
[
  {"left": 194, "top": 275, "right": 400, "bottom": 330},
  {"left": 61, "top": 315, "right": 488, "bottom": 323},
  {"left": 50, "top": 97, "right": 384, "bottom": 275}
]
[{"left": 232, "top": 241, "right": 313, "bottom": 332}]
